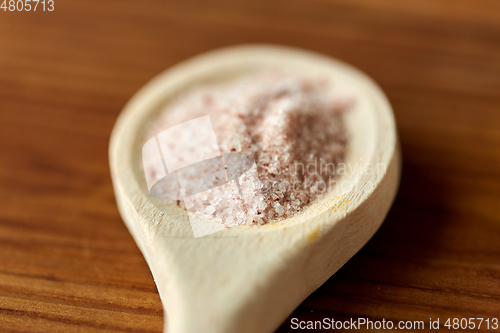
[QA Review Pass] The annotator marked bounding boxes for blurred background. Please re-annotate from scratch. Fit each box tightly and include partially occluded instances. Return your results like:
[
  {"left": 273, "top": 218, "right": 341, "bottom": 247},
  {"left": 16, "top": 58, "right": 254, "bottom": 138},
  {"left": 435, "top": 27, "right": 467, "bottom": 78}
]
[{"left": 1, "top": 0, "right": 499, "bottom": 332}]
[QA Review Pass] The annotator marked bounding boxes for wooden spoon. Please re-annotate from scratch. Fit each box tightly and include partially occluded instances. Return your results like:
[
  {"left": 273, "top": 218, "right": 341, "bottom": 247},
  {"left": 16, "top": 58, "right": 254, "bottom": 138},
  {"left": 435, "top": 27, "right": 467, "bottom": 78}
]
[{"left": 109, "top": 45, "right": 400, "bottom": 333}]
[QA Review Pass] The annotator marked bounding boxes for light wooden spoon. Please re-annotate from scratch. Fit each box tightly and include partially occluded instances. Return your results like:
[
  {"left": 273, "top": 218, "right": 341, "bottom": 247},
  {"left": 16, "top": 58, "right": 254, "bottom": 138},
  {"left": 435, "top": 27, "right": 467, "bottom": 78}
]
[{"left": 109, "top": 45, "right": 400, "bottom": 333}]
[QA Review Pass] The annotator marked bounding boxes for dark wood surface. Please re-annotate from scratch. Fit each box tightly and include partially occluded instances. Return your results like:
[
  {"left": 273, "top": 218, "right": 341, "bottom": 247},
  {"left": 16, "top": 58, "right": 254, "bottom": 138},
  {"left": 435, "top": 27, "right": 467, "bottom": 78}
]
[{"left": 1, "top": 1, "right": 500, "bottom": 332}]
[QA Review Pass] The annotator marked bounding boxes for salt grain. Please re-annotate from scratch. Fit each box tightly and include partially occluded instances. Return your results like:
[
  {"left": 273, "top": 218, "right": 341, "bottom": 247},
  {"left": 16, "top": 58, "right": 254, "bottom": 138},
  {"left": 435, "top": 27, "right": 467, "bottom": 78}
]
[
  {"left": 147, "top": 73, "right": 352, "bottom": 226},
  {"left": 205, "top": 205, "right": 215, "bottom": 215}
]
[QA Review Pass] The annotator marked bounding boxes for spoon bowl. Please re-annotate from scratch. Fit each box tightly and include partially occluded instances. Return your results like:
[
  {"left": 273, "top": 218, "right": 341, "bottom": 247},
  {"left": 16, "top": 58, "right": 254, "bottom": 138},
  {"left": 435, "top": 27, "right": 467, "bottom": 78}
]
[{"left": 109, "top": 44, "right": 400, "bottom": 333}]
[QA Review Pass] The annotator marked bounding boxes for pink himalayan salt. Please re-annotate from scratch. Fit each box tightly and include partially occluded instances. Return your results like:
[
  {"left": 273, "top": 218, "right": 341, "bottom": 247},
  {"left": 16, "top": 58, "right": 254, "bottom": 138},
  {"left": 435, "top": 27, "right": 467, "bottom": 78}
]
[{"left": 147, "top": 73, "right": 352, "bottom": 226}]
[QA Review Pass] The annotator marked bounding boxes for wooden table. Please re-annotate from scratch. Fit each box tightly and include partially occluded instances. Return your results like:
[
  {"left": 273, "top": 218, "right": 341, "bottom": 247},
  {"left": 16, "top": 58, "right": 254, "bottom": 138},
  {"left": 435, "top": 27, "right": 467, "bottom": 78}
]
[{"left": 1, "top": 1, "right": 499, "bottom": 332}]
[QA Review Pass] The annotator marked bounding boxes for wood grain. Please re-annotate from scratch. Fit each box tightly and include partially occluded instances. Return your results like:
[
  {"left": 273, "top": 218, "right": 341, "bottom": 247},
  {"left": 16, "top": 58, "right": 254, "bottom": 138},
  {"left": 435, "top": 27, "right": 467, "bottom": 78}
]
[{"left": 1, "top": 0, "right": 499, "bottom": 332}]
